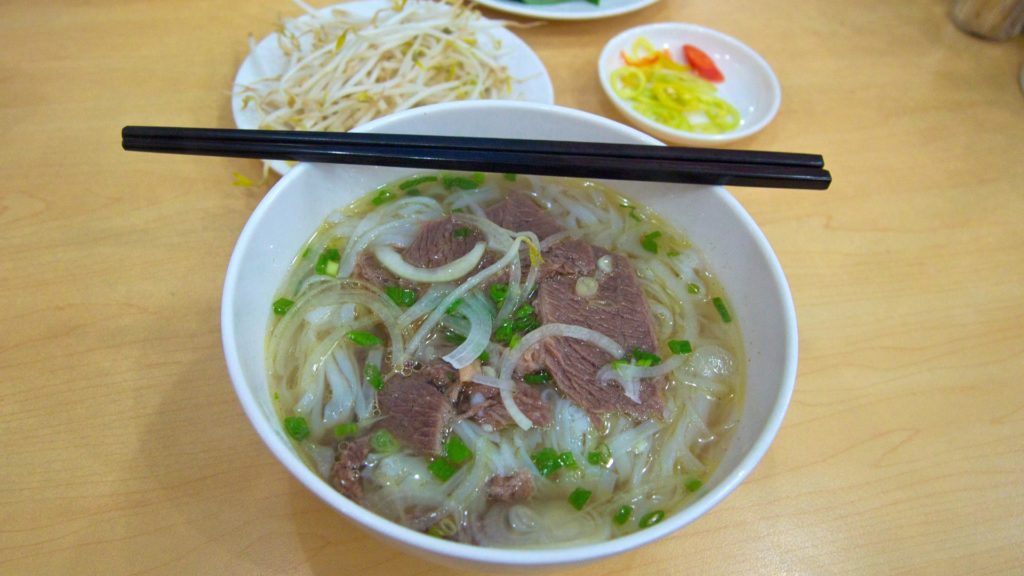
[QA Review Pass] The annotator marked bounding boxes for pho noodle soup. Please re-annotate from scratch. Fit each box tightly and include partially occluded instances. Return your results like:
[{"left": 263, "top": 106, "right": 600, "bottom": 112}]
[{"left": 267, "top": 172, "right": 744, "bottom": 547}]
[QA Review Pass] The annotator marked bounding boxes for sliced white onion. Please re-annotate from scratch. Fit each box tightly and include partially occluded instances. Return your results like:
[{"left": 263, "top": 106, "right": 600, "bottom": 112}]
[
  {"left": 469, "top": 373, "right": 516, "bottom": 392},
  {"left": 374, "top": 241, "right": 486, "bottom": 283},
  {"left": 597, "top": 354, "right": 687, "bottom": 404},
  {"left": 338, "top": 216, "right": 436, "bottom": 278},
  {"left": 443, "top": 295, "right": 493, "bottom": 369}
]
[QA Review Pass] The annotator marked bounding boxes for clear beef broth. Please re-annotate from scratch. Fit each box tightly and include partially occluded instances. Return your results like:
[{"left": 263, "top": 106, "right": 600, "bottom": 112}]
[{"left": 267, "top": 172, "right": 744, "bottom": 547}]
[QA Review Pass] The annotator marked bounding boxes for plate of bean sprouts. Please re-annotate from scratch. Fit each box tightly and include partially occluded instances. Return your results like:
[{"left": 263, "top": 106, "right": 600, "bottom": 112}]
[{"left": 232, "top": 0, "right": 554, "bottom": 175}]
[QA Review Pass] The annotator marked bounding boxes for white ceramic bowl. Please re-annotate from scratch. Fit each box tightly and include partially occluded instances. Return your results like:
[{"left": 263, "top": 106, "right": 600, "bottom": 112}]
[
  {"left": 222, "top": 100, "right": 797, "bottom": 570},
  {"left": 598, "top": 23, "right": 781, "bottom": 146}
]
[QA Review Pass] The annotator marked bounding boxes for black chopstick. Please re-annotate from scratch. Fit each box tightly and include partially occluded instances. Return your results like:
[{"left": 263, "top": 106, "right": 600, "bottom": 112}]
[{"left": 121, "top": 126, "right": 831, "bottom": 190}]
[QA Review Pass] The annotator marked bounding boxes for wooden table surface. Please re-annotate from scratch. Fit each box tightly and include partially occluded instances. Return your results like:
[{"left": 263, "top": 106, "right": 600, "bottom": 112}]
[{"left": 2, "top": 0, "right": 1022, "bottom": 574}]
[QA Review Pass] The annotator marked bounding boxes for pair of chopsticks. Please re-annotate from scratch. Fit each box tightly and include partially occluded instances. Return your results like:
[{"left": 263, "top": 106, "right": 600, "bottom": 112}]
[{"left": 121, "top": 126, "right": 831, "bottom": 190}]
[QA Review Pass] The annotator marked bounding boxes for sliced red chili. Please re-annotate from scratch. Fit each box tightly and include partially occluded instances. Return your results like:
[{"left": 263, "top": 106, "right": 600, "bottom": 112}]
[{"left": 683, "top": 44, "right": 724, "bottom": 83}]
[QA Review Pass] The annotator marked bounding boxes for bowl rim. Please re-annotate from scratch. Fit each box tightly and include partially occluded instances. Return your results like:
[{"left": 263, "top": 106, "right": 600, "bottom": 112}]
[
  {"left": 598, "top": 22, "right": 782, "bottom": 145},
  {"left": 221, "top": 100, "right": 797, "bottom": 567}
]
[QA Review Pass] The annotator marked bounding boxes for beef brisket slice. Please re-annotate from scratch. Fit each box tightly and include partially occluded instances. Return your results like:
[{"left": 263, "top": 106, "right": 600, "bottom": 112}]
[
  {"left": 330, "top": 436, "right": 371, "bottom": 501},
  {"left": 535, "top": 239, "right": 663, "bottom": 420},
  {"left": 377, "top": 366, "right": 456, "bottom": 456},
  {"left": 487, "top": 469, "right": 536, "bottom": 503},
  {"left": 402, "top": 217, "right": 484, "bottom": 269},
  {"left": 485, "top": 191, "right": 565, "bottom": 240},
  {"left": 458, "top": 382, "right": 551, "bottom": 430}
]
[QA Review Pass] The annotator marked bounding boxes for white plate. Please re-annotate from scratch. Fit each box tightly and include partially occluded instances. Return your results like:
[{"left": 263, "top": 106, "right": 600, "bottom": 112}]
[
  {"left": 231, "top": 0, "right": 554, "bottom": 174},
  {"left": 474, "top": 0, "right": 659, "bottom": 21},
  {"left": 598, "top": 23, "right": 781, "bottom": 146}
]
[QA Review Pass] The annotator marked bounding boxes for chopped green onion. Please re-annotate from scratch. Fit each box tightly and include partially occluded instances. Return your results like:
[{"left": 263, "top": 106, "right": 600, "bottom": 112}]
[
  {"left": 685, "top": 478, "right": 703, "bottom": 493},
  {"left": 444, "top": 435, "right": 473, "bottom": 465},
  {"left": 522, "top": 370, "right": 552, "bottom": 385},
  {"left": 272, "top": 297, "right": 295, "bottom": 316},
  {"left": 451, "top": 207, "right": 464, "bottom": 213},
  {"left": 427, "top": 458, "right": 457, "bottom": 481},
  {"left": 493, "top": 320, "right": 515, "bottom": 344},
  {"left": 442, "top": 174, "right": 479, "bottom": 190},
  {"left": 687, "top": 283, "right": 701, "bottom": 295},
  {"left": 514, "top": 304, "right": 534, "bottom": 318},
  {"left": 364, "top": 363, "right": 384, "bottom": 390},
  {"left": 713, "top": 297, "right": 732, "bottom": 323},
  {"left": 587, "top": 443, "right": 612, "bottom": 466},
  {"left": 512, "top": 314, "right": 541, "bottom": 333},
  {"left": 557, "top": 451, "right": 577, "bottom": 469},
  {"left": 371, "top": 187, "right": 395, "bottom": 205},
  {"left": 452, "top": 227, "right": 472, "bottom": 239},
  {"left": 427, "top": 516, "right": 457, "bottom": 538},
  {"left": 334, "top": 422, "right": 358, "bottom": 438},
  {"left": 489, "top": 282, "right": 509, "bottom": 304},
  {"left": 384, "top": 286, "right": 417, "bottom": 307},
  {"left": 446, "top": 298, "right": 464, "bottom": 315},
  {"left": 283, "top": 416, "right": 310, "bottom": 441},
  {"left": 667, "top": 249, "right": 681, "bottom": 257},
  {"left": 668, "top": 340, "right": 693, "bottom": 355},
  {"left": 640, "top": 231, "right": 662, "bottom": 254},
  {"left": 613, "top": 505, "right": 634, "bottom": 525},
  {"left": 370, "top": 429, "right": 399, "bottom": 453},
  {"left": 508, "top": 333, "right": 522, "bottom": 349},
  {"left": 568, "top": 487, "right": 592, "bottom": 511},
  {"left": 477, "top": 350, "right": 490, "bottom": 363},
  {"left": 638, "top": 510, "right": 665, "bottom": 528},
  {"left": 611, "top": 358, "right": 629, "bottom": 370},
  {"left": 503, "top": 173, "right": 517, "bottom": 181},
  {"left": 629, "top": 206, "right": 643, "bottom": 222},
  {"left": 346, "top": 330, "right": 383, "bottom": 347},
  {"left": 471, "top": 172, "right": 485, "bottom": 184},
  {"left": 399, "top": 175, "right": 437, "bottom": 190},
  {"left": 531, "top": 447, "right": 562, "bottom": 477},
  {"left": 632, "top": 349, "right": 662, "bottom": 367},
  {"left": 315, "top": 248, "right": 341, "bottom": 276}
]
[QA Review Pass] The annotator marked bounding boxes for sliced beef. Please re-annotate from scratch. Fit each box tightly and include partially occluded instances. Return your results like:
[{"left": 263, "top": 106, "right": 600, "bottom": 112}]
[
  {"left": 534, "top": 239, "right": 663, "bottom": 421},
  {"left": 355, "top": 251, "right": 404, "bottom": 289},
  {"left": 487, "top": 469, "right": 536, "bottom": 503},
  {"left": 330, "top": 435, "right": 371, "bottom": 501},
  {"left": 377, "top": 363, "right": 457, "bottom": 456},
  {"left": 402, "top": 217, "right": 484, "bottom": 269},
  {"left": 458, "top": 382, "right": 551, "bottom": 430},
  {"left": 485, "top": 191, "right": 565, "bottom": 240}
]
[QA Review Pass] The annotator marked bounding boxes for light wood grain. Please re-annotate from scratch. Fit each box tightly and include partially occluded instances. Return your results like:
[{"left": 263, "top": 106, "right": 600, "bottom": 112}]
[{"left": 1, "top": 0, "right": 1022, "bottom": 574}]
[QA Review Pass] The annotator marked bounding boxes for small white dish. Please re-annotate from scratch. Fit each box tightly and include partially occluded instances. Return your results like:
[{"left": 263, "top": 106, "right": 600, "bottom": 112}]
[
  {"left": 232, "top": 0, "right": 554, "bottom": 174},
  {"left": 598, "top": 23, "right": 781, "bottom": 146},
  {"left": 473, "top": 0, "right": 659, "bottom": 21}
]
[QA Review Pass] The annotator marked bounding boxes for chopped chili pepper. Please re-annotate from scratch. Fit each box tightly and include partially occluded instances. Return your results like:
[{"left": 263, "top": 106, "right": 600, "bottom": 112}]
[{"left": 683, "top": 44, "right": 724, "bottom": 83}]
